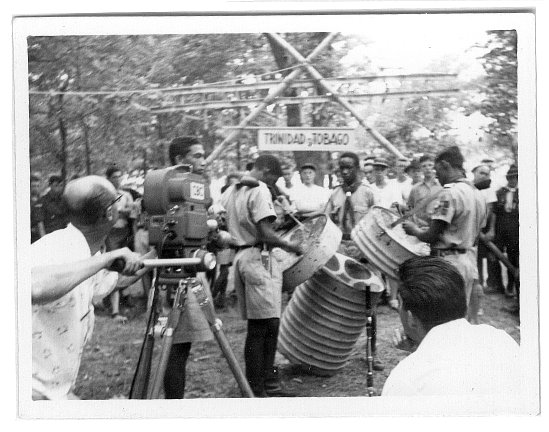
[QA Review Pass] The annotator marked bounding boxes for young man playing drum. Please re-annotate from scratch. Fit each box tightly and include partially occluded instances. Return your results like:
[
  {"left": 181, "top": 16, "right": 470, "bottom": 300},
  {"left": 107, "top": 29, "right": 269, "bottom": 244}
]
[{"left": 220, "top": 154, "right": 303, "bottom": 397}]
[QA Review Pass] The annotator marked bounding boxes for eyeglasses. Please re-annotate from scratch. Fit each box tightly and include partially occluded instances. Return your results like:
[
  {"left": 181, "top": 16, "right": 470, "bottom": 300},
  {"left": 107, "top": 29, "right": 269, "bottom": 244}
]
[
  {"left": 107, "top": 194, "right": 123, "bottom": 208},
  {"left": 104, "top": 194, "right": 122, "bottom": 222}
]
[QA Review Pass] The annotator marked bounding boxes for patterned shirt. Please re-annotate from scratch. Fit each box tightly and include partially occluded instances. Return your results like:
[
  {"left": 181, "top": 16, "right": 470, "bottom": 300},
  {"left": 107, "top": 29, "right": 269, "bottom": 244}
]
[{"left": 32, "top": 224, "right": 118, "bottom": 400}]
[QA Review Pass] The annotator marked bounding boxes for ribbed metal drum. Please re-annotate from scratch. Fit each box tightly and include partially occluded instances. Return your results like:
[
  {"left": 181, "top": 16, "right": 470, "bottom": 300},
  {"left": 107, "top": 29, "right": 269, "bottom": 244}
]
[
  {"left": 351, "top": 206, "right": 430, "bottom": 278},
  {"left": 278, "top": 253, "right": 383, "bottom": 376}
]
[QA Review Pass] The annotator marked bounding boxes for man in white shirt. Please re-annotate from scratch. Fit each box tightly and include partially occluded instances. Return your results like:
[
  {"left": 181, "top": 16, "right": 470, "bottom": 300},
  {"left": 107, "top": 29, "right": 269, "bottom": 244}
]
[
  {"left": 394, "top": 158, "right": 413, "bottom": 204},
  {"left": 382, "top": 255, "right": 520, "bottom": 397},
  {"left": 369, "top": 157, "right": 403, "bottom": 212},
  {"left": 31, "top": 175, "right": 153, "bottom": 400},
  {"left": 290, "top": 163, "right": 331, "bottom": 219}
]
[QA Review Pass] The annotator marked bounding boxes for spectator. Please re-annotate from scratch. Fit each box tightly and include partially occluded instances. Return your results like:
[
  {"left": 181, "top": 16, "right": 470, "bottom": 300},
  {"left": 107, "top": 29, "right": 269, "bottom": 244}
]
[
  {"left": 30, "top": 173, "right": 45, "bottom": 243},
  {"left": 105, "top": 165, "right": 136, "bottom": 323},
  {"left": 220, "top": 173, "right": 241, "bottom": 194},
  {"left": 40, "top": 175, "right": 69, "bottom": 235},
  {"left": 31, "top": 175, "right": 153, "bottom": 400},
  {"left": 394, "top": 158, "right": 413, "bottom": 204},
  {"left": 290, "top": 163, "right": 331, "bottom": 219},
  {"left": 369, "top": 158, "right": 403, "bottom": 212},
  {"left": 405, "top": 159, "right": 423, "bottom": 186},
  {"left": 362, "top": 157, "right": 376, "bottom": 185},
  {"left": 493, "top": 164, "right": 520, "bottom": 313},
  {"left": 406, "top": 155, "right": 442, "bottom": 227},
  {"left": 382, "top": 256, "right": 519, "bottom": 396}
]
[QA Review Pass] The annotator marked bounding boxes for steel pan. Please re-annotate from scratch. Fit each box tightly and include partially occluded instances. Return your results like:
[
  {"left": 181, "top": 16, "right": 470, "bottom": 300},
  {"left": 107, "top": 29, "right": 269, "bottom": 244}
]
[
  {"left": 281, "top": 215, "right": 342, "bottom": 291},
  {"left": 351, "top": 206, "right": 430, "bottom": 278},
  {"left": 278, "top": 253, "right": 382, "bottom": 376}
]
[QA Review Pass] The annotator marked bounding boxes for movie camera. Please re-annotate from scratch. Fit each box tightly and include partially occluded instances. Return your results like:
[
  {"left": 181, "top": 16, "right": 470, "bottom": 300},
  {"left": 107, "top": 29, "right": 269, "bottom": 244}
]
[{"left": 129, "top": 165, "right": 253, "bottom": 399}]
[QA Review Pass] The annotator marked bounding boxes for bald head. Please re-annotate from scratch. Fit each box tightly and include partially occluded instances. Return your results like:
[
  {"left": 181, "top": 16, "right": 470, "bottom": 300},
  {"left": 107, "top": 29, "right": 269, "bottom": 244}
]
[{"left": 63, "top": 175, "right": 117, "bottom": 226}]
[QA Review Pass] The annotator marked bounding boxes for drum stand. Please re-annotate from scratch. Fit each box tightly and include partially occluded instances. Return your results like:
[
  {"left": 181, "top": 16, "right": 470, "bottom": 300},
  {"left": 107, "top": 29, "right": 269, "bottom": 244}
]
[
  {"left": 129, "top": 257, "right": 254, "bottom": 399},
  {"left": 365, "top": 284, "right": 376, "bottom": 397}
]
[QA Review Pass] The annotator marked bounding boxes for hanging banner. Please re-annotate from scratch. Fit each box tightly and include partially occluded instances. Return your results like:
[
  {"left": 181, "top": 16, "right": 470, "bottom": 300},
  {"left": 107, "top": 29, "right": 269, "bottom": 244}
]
[{"left": 257, "top": 127, "right": 357, "bottom": 152}]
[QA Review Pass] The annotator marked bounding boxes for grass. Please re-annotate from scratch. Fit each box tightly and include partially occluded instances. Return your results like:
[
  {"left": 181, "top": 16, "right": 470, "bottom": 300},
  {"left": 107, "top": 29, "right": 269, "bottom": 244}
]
[{"left": 74, "top": 289, "right": 520, "bottom": 400}]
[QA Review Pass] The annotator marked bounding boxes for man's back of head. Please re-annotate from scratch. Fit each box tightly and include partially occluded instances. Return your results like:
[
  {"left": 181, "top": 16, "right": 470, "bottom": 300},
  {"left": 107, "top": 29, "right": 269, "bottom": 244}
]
[{"left": 398, "top": 256, "right": 467, "bottom": 335}]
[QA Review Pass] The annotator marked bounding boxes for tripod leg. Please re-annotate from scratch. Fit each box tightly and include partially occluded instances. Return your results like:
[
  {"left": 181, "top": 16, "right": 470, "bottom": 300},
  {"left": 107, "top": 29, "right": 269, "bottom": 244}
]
[
  {"left": 129, "top": 285, "right": 158, "bottom": 399},
  {"left": 147, "top": 280, "right": 186, "bottom": 399},
  {"left": 148, "top": 327, "right": 176, "bottom": 399},
  {"left": 211, "top": 322, "right": 255, "bottom": 398},
  {"left": 190, "top": 278, "right": 254, "bottom": 398}
]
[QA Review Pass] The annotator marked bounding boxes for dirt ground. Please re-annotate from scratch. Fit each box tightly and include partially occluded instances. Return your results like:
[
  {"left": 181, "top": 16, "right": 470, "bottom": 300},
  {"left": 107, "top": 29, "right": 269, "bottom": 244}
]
[{"left": 74, "top": 287, "right": 520, "bottom": 400}]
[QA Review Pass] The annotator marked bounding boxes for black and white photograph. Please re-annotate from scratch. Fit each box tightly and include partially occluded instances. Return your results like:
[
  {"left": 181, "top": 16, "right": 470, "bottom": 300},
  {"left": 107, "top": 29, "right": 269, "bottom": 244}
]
[{"left": 11, "top": 4, "right": 541, "bottom": 421}]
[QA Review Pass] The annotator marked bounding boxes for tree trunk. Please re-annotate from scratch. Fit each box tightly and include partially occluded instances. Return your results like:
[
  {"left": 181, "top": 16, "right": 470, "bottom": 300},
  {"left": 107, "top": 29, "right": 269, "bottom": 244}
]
[
  {"left": 265, "top": 33, "right": 331, "bottom": 185},
  {"left": 57, "top": 93, "right": 68, "bottom": 183}
]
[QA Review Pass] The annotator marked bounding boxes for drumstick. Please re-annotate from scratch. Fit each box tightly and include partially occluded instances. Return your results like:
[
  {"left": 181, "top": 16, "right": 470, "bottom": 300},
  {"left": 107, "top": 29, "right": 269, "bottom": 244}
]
[
  {"left": 288, "top": 212, "right": 305, "bottom": 228},
  {"left": 389, "top": 191, "right": 443, "bottom": 228}
]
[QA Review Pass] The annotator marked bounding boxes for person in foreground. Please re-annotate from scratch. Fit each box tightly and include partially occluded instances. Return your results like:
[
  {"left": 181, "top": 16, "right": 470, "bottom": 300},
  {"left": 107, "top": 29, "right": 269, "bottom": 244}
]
[
  {"left": 31, "top": 175, "right": 154, "bottom": 400},
  {"left": 381, "top": 256, "right": 520, "bottom": 397}
]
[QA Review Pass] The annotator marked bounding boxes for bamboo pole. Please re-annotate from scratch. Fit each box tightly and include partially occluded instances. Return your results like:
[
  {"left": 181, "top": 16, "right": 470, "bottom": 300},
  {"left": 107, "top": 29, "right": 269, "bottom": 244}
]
[
  {"left": 204, "top": 32, "right": 339, "bottom": 166},
  {"left": 267, "top": 32, "right": 405, "bottom": 159}
]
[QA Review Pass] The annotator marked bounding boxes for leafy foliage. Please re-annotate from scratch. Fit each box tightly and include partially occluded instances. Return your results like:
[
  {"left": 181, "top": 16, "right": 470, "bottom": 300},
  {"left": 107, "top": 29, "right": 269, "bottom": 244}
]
[{"left": 477, "top": 30, "right": 518, "bottom": 159}]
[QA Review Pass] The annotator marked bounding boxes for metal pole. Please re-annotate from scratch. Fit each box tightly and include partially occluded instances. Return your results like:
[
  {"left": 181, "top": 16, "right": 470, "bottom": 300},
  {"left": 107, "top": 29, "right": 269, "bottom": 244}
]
[
  {"left": 267, "top": 32, "right": 405, "bottom": 159},
  {"left": 204, "top": 32, "right": 339, "bottom": 166}
]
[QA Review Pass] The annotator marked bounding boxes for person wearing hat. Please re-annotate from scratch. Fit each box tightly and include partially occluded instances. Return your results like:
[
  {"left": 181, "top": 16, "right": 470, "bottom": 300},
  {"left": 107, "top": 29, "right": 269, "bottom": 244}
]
[
  {"left": 369, "top": 157, "right": 404, "bottom": 211},
  {"left": 220, "top": 154, "right": 304, "bottom": 397},
  {"left": 405, "top": 159, "right": 423, "bottom": 186},
  {"left": 290, "top": 162, "right": 331, "bottom": 219},
  {"left": 403, "top": 146, "right": 487, "bottom": 323},
  {"left": 493, "top": 164, "right": 519, "bottom": 312}
]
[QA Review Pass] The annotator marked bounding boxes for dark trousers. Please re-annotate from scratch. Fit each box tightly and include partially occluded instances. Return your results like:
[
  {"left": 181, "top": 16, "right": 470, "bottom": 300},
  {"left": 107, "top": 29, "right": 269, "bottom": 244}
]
[
  {"left": 163, "top": 342, "right": 192, "bottom": 399},
  {"left": 478, "top": 241, "right": 503, "bottom": 291},
  {"left": 491, "top": 228, "right": 520, "bottom": 296},
  {"left": 211, "top": 264, "right": 230, "bottom": 307},
  {"left": 244, "top": 318, "right": 280, "bottom": 396}
]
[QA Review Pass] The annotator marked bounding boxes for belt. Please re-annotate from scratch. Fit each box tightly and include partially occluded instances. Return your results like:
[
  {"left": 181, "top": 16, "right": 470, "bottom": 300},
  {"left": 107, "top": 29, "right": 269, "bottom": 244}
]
[{"left": 430, "top": 248, "right": 467, "bottom": 257}]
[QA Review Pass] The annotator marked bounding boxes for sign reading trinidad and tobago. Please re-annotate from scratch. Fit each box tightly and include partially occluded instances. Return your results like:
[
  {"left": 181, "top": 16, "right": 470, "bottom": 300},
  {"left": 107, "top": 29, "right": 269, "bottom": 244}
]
[{"left": 257, "top": 127, "right": 357, "bottom": 152}]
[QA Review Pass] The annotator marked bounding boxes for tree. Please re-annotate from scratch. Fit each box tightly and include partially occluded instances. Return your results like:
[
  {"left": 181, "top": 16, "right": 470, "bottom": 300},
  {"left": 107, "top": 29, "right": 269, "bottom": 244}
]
[{"left": 477, "top": 30, "right": 518, "bottom": 160}]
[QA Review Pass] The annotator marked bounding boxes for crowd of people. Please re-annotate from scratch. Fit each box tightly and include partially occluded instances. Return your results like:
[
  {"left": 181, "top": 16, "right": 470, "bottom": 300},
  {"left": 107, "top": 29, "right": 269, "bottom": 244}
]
[{"left": 29, "top": 136, "right": 521, "bottom": 400}]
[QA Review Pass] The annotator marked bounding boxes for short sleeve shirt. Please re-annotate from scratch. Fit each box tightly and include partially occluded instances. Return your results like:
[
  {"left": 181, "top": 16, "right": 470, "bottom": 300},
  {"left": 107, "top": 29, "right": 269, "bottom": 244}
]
[
  {"left": 369, "top": 180, "right": 404, "bottom": 209},
  {"left": 291, "top": 183, "right": 331, "bottom": 213},
  {"left": 326, "top": 184, "right": 375, "bottom": 233},
  {"left": 31, "top": 224, "right": 118, "bottom": 399},
  {"left": 220, "top": 181, "right": 277, "bottom": 246},
  {"left": 407, "top": 179, "right": 443, "bottom": 226},
  {"left": 430, "top": 180, "right": 487, "bottom": 250}
]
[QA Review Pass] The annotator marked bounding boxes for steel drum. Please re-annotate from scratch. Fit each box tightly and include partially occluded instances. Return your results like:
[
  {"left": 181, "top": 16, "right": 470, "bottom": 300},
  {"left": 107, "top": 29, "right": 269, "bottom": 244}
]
[
  {"left": 351, "top": 206, "right": 430, "bottom": 278},
  {"left": 278, "top": 252, "right": 384, "bottom": 376},
  {"left": 281, "top": 215, "right": 342, "bottom": 291}
]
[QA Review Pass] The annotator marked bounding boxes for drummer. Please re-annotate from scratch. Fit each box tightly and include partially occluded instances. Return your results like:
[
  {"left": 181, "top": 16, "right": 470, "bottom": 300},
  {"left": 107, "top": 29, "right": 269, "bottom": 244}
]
[
  {"left": 220, "top": 154, "right": 303, "bottom": 397},
  {"left": 403, "top": 146, "right": 487, "bottom": 321},
  {"left": 325, "top": 151, "right": 385, "bottom": 371}
]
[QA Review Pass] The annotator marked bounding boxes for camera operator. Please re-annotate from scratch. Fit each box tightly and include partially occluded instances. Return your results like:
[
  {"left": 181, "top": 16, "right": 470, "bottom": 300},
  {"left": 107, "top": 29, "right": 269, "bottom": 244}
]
[
  {"left": 31, "top": 175, "right": 154, "bottom": 400},
  {"left": 220, "top": 154, "right": 304, "bottom": 397},
  {"left": 161, "top": 136, "right": 215, "bottom": 399}
]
